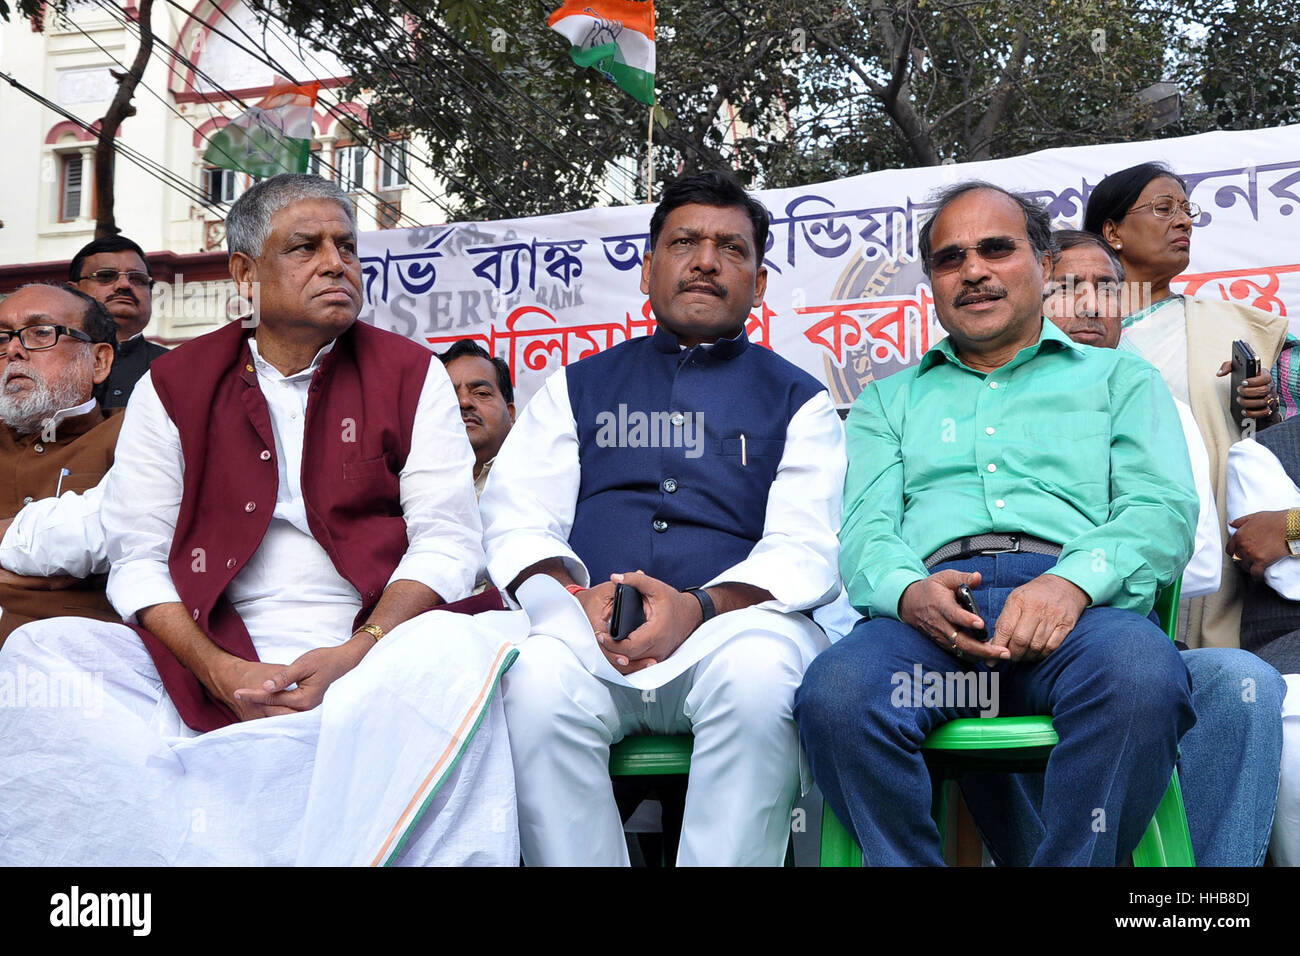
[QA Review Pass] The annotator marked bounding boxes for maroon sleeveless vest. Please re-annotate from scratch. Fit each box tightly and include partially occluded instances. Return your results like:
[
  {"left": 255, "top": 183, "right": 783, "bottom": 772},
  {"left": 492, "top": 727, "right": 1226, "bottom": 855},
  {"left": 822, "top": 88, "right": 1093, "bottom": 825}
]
[{"left": 133, "top": 319, "right": 430, "bottom": 731}]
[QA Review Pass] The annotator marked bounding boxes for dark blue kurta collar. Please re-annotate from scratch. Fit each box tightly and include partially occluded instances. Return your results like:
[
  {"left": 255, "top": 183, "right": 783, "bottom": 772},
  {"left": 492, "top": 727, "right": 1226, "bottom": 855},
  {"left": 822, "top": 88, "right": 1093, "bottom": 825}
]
[{"left": 651, "top": 323, "right": 751, "bottom": 361}]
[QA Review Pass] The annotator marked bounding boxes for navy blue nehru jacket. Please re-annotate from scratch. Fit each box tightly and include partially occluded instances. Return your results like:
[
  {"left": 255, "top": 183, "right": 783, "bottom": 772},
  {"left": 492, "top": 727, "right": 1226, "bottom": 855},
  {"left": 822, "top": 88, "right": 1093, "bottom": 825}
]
[{"left": 563, "top": 323, "right": 824, "bottom": 590}]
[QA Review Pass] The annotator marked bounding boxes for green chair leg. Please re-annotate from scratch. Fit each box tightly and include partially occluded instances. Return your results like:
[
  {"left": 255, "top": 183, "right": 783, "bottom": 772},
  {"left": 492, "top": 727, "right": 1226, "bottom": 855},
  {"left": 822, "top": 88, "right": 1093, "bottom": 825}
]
[
  {"left": 1132, "top": 770, "right": 1196, "bottom": 867},
  {"left": 818, "top": 799, "right": 862, "bottom": 867}
]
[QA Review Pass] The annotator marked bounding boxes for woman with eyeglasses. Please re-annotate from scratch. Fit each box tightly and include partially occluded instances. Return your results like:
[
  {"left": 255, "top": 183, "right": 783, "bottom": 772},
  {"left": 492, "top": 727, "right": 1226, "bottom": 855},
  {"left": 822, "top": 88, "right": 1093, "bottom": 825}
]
[{"left": 1085, "top": 161, "right": 1292, "bottom": 651}]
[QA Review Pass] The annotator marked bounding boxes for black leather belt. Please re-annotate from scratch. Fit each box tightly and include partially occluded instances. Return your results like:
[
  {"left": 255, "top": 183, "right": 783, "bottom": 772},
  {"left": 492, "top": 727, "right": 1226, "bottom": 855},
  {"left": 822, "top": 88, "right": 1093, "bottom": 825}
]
[{"left": 924, "top": 533, "right": 1062, "bottom": 571}]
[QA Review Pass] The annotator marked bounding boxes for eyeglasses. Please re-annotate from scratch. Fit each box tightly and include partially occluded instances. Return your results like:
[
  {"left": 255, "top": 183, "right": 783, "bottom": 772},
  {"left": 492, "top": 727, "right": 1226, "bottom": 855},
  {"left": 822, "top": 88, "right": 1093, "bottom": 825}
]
[
  {"left": 928, "top": 237, "right": 1030, "bottom": 275},
  {"left": 1127, "top": 198, "right": 1201, "bottom": 221},
  {"left": 0, "top": 324, "right": 94, "bottom": 351},
  {"left": 75, "top": 269, "right": 154, "bottom": 288}
]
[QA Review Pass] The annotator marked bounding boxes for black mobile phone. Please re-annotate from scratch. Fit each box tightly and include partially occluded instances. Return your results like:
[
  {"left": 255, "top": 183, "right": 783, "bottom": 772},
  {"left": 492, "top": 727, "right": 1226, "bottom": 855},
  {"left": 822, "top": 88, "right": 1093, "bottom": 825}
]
[
  {"left": 609, "top": 583, "right": 647, "bottom": 642},
  {"left": 1230, "top": 339, "right": 1261, "bottom": 431},
  {"left": 954, "top": 584, "right": 990, "bottom": 642}
]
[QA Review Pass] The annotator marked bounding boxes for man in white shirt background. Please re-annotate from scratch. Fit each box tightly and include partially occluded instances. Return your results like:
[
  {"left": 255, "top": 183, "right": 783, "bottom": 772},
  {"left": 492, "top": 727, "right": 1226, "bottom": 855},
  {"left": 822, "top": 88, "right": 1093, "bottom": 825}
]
[{"left": 1226, "top": 409, "right": 1300, "bottom": 864}]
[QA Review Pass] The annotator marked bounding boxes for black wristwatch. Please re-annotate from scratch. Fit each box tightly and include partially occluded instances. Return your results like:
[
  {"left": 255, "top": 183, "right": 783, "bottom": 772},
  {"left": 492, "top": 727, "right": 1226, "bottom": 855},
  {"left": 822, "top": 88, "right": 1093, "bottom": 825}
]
[{"left": 684, "top": 587, "right": 717, "bottom": 623}]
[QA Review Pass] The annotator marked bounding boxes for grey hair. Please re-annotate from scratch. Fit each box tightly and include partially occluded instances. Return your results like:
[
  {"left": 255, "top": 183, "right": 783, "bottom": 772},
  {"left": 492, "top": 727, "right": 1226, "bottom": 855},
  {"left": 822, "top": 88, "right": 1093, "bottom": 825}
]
[
  {"left": 225, "top": 173, "right": 357, "bottom": 259},
  {"left": 1051, "top": 228, "right": 1127, "bottom": 282},
  {"left": 918, "top": 180, "right": 1055, "bottom": 277}
]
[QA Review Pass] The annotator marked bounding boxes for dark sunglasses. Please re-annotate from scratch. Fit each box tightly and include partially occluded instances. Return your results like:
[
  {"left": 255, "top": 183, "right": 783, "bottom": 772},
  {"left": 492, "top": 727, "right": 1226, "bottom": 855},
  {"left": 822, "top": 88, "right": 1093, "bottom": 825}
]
[{"left": 929, "top": 237, "right": 1029, "bottom": 274}]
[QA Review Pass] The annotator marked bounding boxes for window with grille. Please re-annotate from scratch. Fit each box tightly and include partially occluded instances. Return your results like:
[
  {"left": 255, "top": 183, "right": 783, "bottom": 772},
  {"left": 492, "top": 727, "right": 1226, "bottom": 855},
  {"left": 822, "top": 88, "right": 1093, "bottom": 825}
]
[{"left": 59, "top": 154, "right": 83, "bottom": 222}]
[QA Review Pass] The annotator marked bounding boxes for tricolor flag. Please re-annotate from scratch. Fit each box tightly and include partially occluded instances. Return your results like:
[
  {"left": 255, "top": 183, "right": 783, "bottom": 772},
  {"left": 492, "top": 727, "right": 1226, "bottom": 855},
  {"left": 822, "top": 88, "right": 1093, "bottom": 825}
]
[
  {"left": 203, "top": 79, "right": 321, "bottom": 180},
  {"left": 548, "top": 1, "right": 655, "bottom": 106}
]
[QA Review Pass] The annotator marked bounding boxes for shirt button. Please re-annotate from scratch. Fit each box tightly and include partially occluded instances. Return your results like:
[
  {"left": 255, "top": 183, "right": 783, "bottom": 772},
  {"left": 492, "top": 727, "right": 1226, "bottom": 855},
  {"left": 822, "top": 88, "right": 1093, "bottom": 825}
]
[
  {"left": 652, "top": 519, "right": 668, "bottom": 532},
  {"left": 670, "top": 412, "right": 685, "bottom": 426},
  {"left": 260, "top": 450, "right": 271, "bottom": 461},
  {"left": 987, "top": 463, "right": 997, "bottom": 473},
  {"left": 33, "top": 444, "right": 44, "bottom": 454},
  {"left": 989, "top": 381, "right": 999, "bottom": 390},
  {"left": 995, "top": 499, "right": 1006, "bottom": 508},
  {"left": 289, "top": 412, "right": 299, "bottom": 420},
  {"left": 21, "top": 496, "right": 33, "bottom": 505},
  {"left": 244, "top": 501, "right": 257, "bottom": 512},
  {"left": 985, "top": 426, "right": 995, "bottom": 435},
  {"left": 226, "top": 558, "right": 237, "bottom": 569},
  {"left": 662, "top": 478, "right": 678, "bottom": 493}
]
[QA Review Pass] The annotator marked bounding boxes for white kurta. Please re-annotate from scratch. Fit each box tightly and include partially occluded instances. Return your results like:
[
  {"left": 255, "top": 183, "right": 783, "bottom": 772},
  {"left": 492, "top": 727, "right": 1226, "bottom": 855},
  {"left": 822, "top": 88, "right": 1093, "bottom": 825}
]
[
  {"left": 1226, "top": 437, "right": 1300, "bottom": 866},
  {"left": 481, "top": 360, "right": 845, "bottom": 866},
  {"left": 0, "top": 336, "right": 523, "bottom": 866}
]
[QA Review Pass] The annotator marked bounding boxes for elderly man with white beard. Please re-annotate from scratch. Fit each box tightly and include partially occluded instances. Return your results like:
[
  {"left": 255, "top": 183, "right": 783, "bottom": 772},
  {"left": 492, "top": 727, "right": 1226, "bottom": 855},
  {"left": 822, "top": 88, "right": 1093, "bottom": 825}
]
[{"left": 0, "top": 284, "right": 120, "bottom": 643}]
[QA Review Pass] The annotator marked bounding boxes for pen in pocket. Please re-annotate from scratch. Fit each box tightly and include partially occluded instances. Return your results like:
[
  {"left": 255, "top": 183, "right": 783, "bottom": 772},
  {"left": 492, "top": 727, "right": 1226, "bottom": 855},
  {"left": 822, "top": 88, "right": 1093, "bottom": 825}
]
[
  {"left": 740, "top": 433, "right": 747, "bottom": 466},
  {"left": 55, "top": 467, "right": 70, "bottom": 497}
]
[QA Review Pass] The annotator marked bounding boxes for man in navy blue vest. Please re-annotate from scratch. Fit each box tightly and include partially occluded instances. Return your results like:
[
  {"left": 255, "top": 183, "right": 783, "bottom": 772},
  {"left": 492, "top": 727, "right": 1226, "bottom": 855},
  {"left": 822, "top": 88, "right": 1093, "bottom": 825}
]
[{"left": 481, "top": 171, "right": 846, "bottom": 866}]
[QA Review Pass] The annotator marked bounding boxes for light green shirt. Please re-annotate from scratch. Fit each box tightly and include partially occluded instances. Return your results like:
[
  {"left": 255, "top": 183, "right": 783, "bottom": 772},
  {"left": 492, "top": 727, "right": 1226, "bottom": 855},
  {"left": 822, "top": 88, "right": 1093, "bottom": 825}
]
[{"left": 841, "top": 319, "right": 1198, "bottom": 619}]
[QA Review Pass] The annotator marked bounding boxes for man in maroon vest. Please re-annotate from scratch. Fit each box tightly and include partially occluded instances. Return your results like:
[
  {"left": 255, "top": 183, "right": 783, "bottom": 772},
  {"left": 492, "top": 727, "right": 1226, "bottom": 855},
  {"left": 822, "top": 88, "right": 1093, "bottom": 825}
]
[{"left": 0, "top": 174, "right": 524, "bottom": 866}]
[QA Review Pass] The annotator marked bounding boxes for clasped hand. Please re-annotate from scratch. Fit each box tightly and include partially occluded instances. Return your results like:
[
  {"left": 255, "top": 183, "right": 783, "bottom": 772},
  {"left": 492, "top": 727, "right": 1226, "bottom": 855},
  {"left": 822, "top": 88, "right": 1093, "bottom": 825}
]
[
  {"left": 216, "top": 638, "right": 369, "bottom": 720},
  {"left": 900, "top": 570, "right": 1088, "bottom": 663},
  {"left": 576, "top": 570, "right": 703, "bottom": 675}
]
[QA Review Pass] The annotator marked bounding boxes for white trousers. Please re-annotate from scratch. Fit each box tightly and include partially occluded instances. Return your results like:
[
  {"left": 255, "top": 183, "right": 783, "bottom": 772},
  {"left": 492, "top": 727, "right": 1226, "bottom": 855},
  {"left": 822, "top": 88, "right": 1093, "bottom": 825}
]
[
  {"left": 0, "top": 609, "right": 526, "bottom": 866},
  {"left": 1274, "top": 674, "right": 1300, "bottom": 865},
  {"left": 502, "top": 605, "right": 821, "bottom": 867}
]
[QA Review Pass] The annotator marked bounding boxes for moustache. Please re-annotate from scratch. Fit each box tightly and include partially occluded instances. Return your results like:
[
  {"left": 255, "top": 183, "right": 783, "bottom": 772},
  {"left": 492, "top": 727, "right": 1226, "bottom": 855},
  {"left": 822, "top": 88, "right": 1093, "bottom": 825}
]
[
  {"left": 461, "top": 413, "right": 483, "bottom": 427},
  {"left": 0, "top": 362, "right": 40, "bottom": 388},
  {"left": 1069, "top": 319, "right": 1107, "bottom": 335},
  {"left": 678, "top": 278, "right": 726, "bottom": 297},
  {"left": 953, "top": 286, "right": 1007, "bottom": 308}
]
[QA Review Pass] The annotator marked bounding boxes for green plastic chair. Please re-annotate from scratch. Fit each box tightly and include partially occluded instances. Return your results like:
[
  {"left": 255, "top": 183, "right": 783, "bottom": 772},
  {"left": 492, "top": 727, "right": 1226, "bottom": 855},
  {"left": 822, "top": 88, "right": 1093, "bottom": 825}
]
[
  {"left": 609, "top": 734, "right": 693, "bottom": 776},
  {"left": 819, "top": 579, "right": 1196, "bottom": 867}
]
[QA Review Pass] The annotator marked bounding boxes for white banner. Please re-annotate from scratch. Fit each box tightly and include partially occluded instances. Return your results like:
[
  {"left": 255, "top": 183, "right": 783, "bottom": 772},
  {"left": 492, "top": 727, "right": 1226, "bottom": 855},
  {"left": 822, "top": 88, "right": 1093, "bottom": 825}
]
[{"left": 357, "top": 123, "right": 1300, "bottom": 408}]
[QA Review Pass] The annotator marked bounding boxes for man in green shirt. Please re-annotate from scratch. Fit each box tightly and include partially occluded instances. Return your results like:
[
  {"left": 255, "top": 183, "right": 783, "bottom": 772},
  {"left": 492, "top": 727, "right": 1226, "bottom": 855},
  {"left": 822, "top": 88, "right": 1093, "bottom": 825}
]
[{"left": 795, "top": 182, "right": 1199, "bottom": 865}]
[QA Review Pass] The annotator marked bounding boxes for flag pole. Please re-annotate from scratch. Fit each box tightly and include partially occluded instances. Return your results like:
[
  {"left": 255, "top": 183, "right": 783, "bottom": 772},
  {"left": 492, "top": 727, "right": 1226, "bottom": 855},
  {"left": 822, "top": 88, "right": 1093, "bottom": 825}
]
[{"left": 646, "top": 104, "right": 654, "bottom": 204}]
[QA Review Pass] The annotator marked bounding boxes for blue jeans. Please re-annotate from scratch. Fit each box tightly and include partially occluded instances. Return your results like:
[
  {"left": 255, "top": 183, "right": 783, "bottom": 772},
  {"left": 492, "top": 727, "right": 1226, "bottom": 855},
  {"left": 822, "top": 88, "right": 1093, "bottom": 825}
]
[
  {"left": 960, "top": 649, "right": 1285, "bottom": 866},
  {"left": 794, "top": 552, "right": 1196, "bottom": 865}
]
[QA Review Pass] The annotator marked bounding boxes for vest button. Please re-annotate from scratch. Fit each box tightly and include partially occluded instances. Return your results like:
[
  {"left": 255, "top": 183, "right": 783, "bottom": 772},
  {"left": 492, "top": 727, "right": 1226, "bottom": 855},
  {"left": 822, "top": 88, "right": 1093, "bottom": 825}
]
[
  {"left": 670, "top": 412, "right": 685, "bottom": 427},
  {"left": 33, "top": 444, "right": 44, "bottom": 454},
  {"left": 244, "top": 501, "right": 257, "bottom": 512},
  {"left": 21, "top": 496, "right": 33, "bottom": 505},
  {"left": 652, "top": 519, "right": 668, "bottom": 532},
  {"left": 226, "top": 558, "right": 237, "bottom": 569},
  {"left": 260, "top": 450, "right": 271, "bottom": 461},
  {"left": 192, "top": 608, "right": 200, "bottom": 620},
  {"left": 662, "top": 478, "right": 678, "bottom": 493}
]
